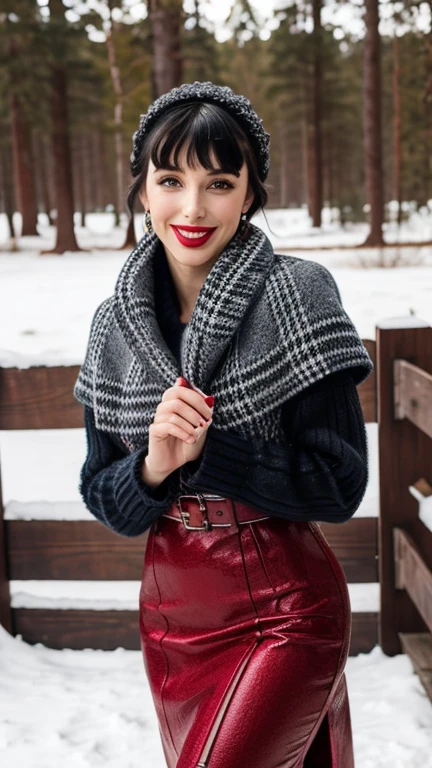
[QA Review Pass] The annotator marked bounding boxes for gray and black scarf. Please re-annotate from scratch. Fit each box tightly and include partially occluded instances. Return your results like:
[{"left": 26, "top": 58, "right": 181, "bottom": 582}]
[{"left": 74, "top": 224, "right": 373, "bottom": 453}]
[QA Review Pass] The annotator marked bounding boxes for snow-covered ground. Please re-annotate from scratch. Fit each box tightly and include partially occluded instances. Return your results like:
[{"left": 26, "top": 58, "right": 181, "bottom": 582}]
[
  {"left": 2, "top": 624, "right": 431, "bottom": 768},
  {"left": 1, "top": 210, "right": 432, "bottom": 767},
  {"left": 1, "top": 209, "right": 432, "bottom": 368},
  {"left": 1, "top": 625, "right": 431, "bottom": 768}
]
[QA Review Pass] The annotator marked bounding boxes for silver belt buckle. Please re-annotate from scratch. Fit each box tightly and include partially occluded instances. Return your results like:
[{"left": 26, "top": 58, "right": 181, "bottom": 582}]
[{"left": 176, "top": 493, "right": 213, "bottom": 531}]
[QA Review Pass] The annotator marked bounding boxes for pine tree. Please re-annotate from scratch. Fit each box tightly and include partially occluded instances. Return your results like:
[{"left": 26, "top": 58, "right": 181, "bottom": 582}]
[
  {"left": 41, "top": 0, "right": 83, "bottom": 253},
  {"left": 182, "top": 0, "right": 222, "bottom": 83},
  {"left": 148, "top": 0, "right": 184, "bottom": 97},
  {"left": 264, "top": 5, "right": 330, "bottom": 215},
  {"left": 0, "top": 1, "right": 44, "bottom": 237},
  {"left": 310, "top": 0, "right": 324, "bottom": 227},
  {"left": 79, "top": 0, "right": 154, "bottom": 246},
  {"left": 362, "top": 0, "right": 385, "bottom": 246}
]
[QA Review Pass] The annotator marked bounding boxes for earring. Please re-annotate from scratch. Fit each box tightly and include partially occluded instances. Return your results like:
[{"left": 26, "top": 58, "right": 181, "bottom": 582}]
[
  {"left": 238, "top": 212, "right": 248, "bottom": 236},
  {"left": 143, "top": 210, "right": 153, "bottom": 234}
]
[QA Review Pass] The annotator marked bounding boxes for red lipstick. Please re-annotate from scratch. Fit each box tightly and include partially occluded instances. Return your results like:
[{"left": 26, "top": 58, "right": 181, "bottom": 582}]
[{"left": 171, "top": 225, "right": 216, "bottom": 248}]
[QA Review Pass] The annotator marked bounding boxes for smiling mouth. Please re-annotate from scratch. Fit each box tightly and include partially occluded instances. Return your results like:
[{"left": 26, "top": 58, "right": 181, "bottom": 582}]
[{"left": 170, "top": 225, "right": 217, "bottom": 247}]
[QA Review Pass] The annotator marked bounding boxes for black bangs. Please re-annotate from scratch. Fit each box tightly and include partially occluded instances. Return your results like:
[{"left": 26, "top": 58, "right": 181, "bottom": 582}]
[
  {"left": 127, "top": 100, "right": 268, "bottom": 220},
  {"left": 148, "top": 102, "right": 246, "bottom": 176}
]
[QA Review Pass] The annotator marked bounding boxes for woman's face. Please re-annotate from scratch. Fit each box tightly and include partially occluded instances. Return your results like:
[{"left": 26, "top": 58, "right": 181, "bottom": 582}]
[{"left": 139, "top": 148, "right": 254, "bottom": 269}]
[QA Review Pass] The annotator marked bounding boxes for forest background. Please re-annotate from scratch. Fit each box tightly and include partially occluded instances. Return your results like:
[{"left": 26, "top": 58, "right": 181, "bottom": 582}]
[{"left": 0, "top": 0, "right": 431, "bottom": 254}]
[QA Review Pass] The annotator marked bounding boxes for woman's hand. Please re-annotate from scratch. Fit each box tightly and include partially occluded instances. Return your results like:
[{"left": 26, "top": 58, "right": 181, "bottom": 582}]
[{"left": 144, "top": 377, "right": 214, "bottom": 480}]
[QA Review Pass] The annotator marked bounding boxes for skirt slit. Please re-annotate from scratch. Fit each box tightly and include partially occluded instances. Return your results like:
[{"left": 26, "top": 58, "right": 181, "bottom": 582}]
[{"left": 139, "top": 500, "right": 354, "bottom": 768}]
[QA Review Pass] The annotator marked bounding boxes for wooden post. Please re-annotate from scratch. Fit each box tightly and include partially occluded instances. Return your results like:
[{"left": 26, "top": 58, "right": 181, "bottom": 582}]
[
  {"left": 377, "top": 316, "right": 432, "bottom": 655},
  {"left": 0, "top": 460, "right": 13, "bottom": 633}
]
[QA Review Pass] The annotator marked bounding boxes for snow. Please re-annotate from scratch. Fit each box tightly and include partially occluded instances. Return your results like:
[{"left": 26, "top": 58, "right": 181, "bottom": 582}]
[
  {"left": 409, "top": 485, "right": 432, "bottom": 535},
  {"left": 1, "top": 210, "right": 431, "bottom": 766},
  {"left": 9, "top": 581, "right": 143, "bottom": 612},
  {"left": 346, "top": 647, "right": 432, "bottom": 768},
  {"left": 0, "top": 624, "right": 164, "bottom": 768},
  {"left": 1, "top": 210, "right": 432, "bottom": 367},
  {"left": 1, "top": 428, "right": 87, "bottom": 507},
  {"left": 1, "top": 625, "right": 431, "bottom": 768},
  {"left": 8, "top": 580, "right": 380, "bottom": 613}
]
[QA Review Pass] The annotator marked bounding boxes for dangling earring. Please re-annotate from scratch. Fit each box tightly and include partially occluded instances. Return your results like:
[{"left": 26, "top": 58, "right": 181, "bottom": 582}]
[
  {"left": 143, "top": 210, "right": 153, "bottom": 234},
  {"left": 238, "top": 212, "right": 248, "bottom": 237}
]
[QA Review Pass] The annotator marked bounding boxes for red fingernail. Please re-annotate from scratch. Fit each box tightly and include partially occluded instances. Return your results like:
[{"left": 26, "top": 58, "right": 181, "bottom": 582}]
[
  {"left": 205, "top": 396, "right": 215, "bottom": 407},
  {"left": 177, "top": 376, "right": 191, "bottom": 388}
]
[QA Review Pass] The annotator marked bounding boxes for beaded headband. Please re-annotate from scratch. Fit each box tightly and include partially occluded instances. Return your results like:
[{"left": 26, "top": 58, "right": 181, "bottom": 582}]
[{"left": 130, "top": 81, "right": 271, "bottom": 182}]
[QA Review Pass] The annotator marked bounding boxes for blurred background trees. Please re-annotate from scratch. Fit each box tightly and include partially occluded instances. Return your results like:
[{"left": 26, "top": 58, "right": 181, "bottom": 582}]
[{"left": 0, "top": 0, "right": 431, "bottom": 252}]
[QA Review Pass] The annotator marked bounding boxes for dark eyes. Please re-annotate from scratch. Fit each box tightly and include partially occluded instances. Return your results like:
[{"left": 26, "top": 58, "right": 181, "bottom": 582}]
[
  {"left": 211, "top": 180, "right": 234, "bottom": 190},
  {"left": 157, "top": 176, "right": 234, "bottom": 190},
  {"left": 158, "top": 177, "right": 180, "bottom": 188}
]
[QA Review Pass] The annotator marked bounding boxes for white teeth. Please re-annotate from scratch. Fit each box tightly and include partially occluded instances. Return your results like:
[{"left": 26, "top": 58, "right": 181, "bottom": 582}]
[{"left": 177, "top": 228, "right": 211, "bottom": 239}]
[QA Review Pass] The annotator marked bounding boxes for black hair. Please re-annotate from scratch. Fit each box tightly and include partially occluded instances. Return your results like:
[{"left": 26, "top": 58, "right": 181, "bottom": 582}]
[{"left": 127, "top": 102, "right": 268, "bottom": 228}]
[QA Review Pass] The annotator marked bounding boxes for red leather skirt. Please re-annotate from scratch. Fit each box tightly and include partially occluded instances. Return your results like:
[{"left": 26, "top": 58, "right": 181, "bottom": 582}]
[{"left": 139, "top": 494, "right": 354, "bottom": 768}]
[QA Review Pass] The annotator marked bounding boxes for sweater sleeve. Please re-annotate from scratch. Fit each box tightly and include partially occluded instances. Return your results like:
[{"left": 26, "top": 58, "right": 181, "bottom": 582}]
[
  {"left": 182, "top": 370, "right": 369, "bottom": 524},
  {"left": 79, "top": 406, "right": 180, "bottom": 537}
]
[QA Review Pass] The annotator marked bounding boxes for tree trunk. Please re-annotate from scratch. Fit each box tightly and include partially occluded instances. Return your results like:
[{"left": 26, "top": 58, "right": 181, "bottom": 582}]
[
  {"left": 0, "top": 147, "right": 18, "bottom": 248},
  {"left": 9, "top": 92, "right": 39, "bottom": 236},
  {"left": 392, "top": 35, "right": 402, "bottom": 227},
  {"left": 301, "top": 109, "right": 310, "bottom": 211},
  {"left": 122, "top": 215, "right": 137, "bottom": 248},
  {"left": 362, "top": 0, "right": 385, "bottom": 246},
  {"left": 35, "top": 133, "right": 54, "bottom": 226},
  {"left": 423, "top": 5, "right": 432, "bottom": 204},
  {"left": 105, "top": 3, "right": 136, "bottom": 247},
  {"left": 43, "top": 135, "right": 55, "bottom": 225},
  {"left": 326, "top": 111, "right": 334, "bottom": 216},
  {"left": 44, "top": 65, "right": 80, "bottom": 253},
  {"left": 148, "top": 0, "right": 183, "bottom": 97},
  {"left": 310, "top": 0, "right": 323, "bottom": 227},
  {"left": 278, "top": 119, "right": 288, "bottom": 209},
  {"left": 293, "top": 122, "right": 305, "bottom": 206},
  {"left": 43, "top": 0, "right": 80, "bottom": 254},
  {"left": 106, "top": 7, "right": 124, "bottom": 219},
  {"left": 76, "top": 133, "right": 87, "bottom": 228},
  {"left": 88, "top": 133, "right": 98, "bottom": 212},
  {"left": 306, "top": 123, "right": 316, "bottom": 221},
  {"left": 95, "top": 132, "right": 107, "bottom": 211}
]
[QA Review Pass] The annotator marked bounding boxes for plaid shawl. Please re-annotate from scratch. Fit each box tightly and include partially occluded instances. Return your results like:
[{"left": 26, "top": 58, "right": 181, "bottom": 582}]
[{"left": 74, "top": 225, "right": 373, "bottom": 452}]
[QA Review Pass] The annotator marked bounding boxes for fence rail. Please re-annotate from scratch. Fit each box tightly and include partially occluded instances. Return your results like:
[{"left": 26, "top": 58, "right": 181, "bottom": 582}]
[
  {"left": 375, "top": 317, "right": 432, "bottom": 702},
  {"left": 0, "top": 341, "right": 378, "bottom": 655},
  {"left": 2, "top": 320, "right": 431, "bottom": 694},
  {"left": 0, "top": 321, "right": 429, "bottom": 677}
]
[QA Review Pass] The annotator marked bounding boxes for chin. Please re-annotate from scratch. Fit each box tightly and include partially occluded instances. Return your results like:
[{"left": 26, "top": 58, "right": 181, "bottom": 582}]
[{"left": 171, "top": 239, "right": 219, "bottom": 259}]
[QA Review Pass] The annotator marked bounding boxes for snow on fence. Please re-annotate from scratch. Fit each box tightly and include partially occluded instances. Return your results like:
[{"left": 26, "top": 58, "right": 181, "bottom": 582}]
[{"left": 0, "top": 317, "right": 430, "bottom": 700}]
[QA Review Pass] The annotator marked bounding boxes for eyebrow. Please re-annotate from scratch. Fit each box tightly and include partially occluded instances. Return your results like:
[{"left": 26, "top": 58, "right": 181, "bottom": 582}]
[
  {"left": 207, "top": 168, "right": 240, "bottom": 177},
  {"left": 153, "top": 166, "right": 240, "bottom": 177}
]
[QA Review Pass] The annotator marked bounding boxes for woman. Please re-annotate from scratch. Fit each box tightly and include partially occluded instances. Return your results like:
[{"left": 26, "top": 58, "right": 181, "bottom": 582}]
[{"left": 74, "top": 81, "right": 373, "bottom": 768}]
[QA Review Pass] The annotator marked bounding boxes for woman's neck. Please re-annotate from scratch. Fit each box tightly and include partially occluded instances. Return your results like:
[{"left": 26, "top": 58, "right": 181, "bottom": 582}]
[{"left": 164, "top": 248, "right": 219, "bottom": 323}]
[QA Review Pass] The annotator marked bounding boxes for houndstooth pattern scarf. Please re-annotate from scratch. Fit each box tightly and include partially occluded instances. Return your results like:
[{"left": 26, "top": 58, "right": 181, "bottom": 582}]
[{"left": 74, "top": 224, "right": 373, "bottom": 453}]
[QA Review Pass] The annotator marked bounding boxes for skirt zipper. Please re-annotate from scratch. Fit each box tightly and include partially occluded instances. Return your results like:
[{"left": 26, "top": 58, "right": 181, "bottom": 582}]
[{"left": 196, "top": 639, "right": 259, "bottom": 768}]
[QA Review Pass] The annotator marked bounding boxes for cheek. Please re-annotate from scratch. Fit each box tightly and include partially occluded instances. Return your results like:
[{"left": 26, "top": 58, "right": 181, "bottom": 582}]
[
  {"left": 149, "top": 191, "right": 176, "bottom": 220},
  {"left": 214, "top": 194, "right": 245, "bottom": 224}
]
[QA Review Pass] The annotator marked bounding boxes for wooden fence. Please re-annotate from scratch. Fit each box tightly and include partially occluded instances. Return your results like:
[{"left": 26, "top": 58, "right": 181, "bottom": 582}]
[
  {"left": 0, "top": 317, "right": 430, "bottom": 680},
  {"left": 377, "top": 317, "right": 432, "bottom": 701}
]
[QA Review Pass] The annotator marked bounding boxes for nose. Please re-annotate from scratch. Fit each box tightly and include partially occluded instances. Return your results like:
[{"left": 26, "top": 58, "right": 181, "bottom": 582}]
[{"left": 182, "top": 187, "right": 206, "bottom": 221}]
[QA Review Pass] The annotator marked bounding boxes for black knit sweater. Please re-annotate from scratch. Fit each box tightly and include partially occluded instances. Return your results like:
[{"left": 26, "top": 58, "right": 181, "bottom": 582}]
[{"left": 78, "top": 252, "right": 369, "bottom": 536}]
